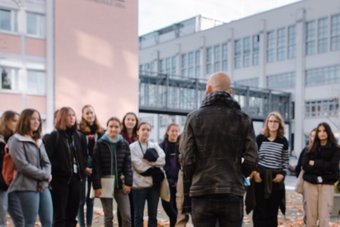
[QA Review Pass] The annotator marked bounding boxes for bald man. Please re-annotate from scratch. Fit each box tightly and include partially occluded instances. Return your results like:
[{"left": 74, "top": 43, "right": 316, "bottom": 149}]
[{"left": 180, "top": 72, "right": 258, "bottom": 227}]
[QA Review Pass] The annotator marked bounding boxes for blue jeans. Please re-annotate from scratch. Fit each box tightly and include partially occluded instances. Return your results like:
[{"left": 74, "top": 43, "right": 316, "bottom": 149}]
[
  {"left": 78, "top": 178, "right": 94, "bottom": 227},
  {"left": 7, "top": 192, "right": 24, "bottom": 227},
  {"left": 0, "top": 190, "right": 7, "bottom": 227},
  {"left": 16, "top": 189, "right": 53, "bottom": 227},
  {"left": 191, "top": 194, "right": 243, "bottom": 227},
  {"left": 133, "top": 187, "right": 159, "bottom": 227}
]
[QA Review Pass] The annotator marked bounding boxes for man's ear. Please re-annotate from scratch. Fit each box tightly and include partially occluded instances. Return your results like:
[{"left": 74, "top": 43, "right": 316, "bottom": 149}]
[{"left": 205, "top": 84, "right": 213, "bottom": 96}]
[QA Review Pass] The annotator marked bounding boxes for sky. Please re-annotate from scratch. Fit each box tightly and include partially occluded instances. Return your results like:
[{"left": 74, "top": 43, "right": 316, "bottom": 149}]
[{"left": 138, "top": 0, "right": 301, "bottom": 35}]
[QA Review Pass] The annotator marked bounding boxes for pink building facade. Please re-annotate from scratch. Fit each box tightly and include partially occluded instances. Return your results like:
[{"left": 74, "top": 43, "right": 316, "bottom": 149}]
[{"left": 0, "top": 0, "right": 138, "bottom": 130}]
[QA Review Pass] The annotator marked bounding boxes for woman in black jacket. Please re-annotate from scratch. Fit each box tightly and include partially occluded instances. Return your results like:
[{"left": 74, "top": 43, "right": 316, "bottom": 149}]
[
  {"left": 159, "top": 123, "right": 180, "bottom": 227},
  {"left": 93, "top": 117, "right": 132, "bottom": 227},
  {"left": 43, "top": 107, "right": 87, "bottom": 227},
  {"left": 78, "top": 105, "right": 104, "bottom": 227},
  {"left": 302, "top": 122, "right": 340, "bottom": 227}
]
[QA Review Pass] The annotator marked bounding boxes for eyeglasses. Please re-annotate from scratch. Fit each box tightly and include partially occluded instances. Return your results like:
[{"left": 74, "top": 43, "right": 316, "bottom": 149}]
[{"left": 268, "top": 120, "right": 279, "bottom": 124}]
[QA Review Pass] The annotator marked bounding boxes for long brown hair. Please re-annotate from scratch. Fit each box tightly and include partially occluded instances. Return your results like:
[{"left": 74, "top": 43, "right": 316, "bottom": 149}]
[
  {"left": 263, "top": 111, "right": 285, "bottom": 138},
  {"left": 0, "top": 110, "right": 19, "bottom": 139},
  {"left": 308, "top": 122, "right": 338, "bottom": 153},
  {"left": 121, "top": 112, "right": 139, "bottom": 137},
  {"left": 79, "top": 104, "right": 104, "bottom": 134},
  {"left": 54, "top": 107, "right": 78, "bottom": 131},
  {"left": 16, "top": 109, "right": 42, "bottom": 140},
  {"left": 163, "top": 123, "right": 180, "bottom": 141}
]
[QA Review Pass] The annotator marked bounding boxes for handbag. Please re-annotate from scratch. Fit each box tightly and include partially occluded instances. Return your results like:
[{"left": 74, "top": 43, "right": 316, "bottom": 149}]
[
  {"left": 295, "top": 169, "right": 304, "bottom": 194},
  {"left": 160, "top": 171, "right": 170, "bottom": 202},
  {"left": 144, "top": 148, "right": 159, "bottom": 162},
  {"left": 90, "top": 175, "right": 115, "bottom": 198},
  {"left": 138, "top": 141, "right": 159, "bottom": 162}
]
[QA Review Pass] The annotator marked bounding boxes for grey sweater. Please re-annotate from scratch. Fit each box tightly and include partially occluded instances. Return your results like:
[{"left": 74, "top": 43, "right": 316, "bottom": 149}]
[{"left": 8, "top": 134, "right": 51, "bottom": 192}]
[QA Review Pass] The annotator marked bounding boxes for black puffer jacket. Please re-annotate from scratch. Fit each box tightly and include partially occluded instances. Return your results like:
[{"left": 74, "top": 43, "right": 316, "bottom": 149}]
[
  {"left": 180, "top": 91, "right": 258, "bottom": 197},
  {"left": 43, "top": 130, "right": 87, "bottom": 180},
  {"left": 302, "top": 144, "right": 340, "bottom": 184},
  {"left": 92, "top": 137, "right": 132, "bottom": 189}
]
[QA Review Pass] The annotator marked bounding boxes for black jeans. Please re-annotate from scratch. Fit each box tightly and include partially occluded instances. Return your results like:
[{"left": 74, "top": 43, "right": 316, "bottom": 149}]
[
  {"left": 51, "top": 174, "right": 82, "bottom": 227},
  {"left": 191, "top": 194, "right": 243, "bottom": 227},
  {"left": 161, "top": 186, "right": 177, "bottom": 227},
  {"left": 253, "top": 181, "right": 284, "bottom": 227}
]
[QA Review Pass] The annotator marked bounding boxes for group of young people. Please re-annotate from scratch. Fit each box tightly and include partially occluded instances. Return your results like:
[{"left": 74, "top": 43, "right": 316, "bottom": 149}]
[
  {"left": 0, "top": 106, "right": 182, "bottom": 227},
  {"left": 0, "top": 103, "right": 339, "bottom": 227},
  {"left": 246, "top": 112, "right": 340, "bottom": 227}
]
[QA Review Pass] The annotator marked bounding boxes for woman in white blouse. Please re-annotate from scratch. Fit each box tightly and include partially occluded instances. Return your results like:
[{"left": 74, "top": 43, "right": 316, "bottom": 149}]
[{"left": 129, "top": 122, "right": 165, "bottom": 227}]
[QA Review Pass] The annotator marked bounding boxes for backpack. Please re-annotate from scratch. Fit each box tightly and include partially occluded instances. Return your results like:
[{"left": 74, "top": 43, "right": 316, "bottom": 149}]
[{"left": 1, "top": 144, "right": 16, "bottom": 187}]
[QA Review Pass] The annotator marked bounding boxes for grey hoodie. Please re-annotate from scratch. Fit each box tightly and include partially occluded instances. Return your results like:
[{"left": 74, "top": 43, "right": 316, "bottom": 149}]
[{"left": 8, "top": 134, "right": 51, "bottom": 192}]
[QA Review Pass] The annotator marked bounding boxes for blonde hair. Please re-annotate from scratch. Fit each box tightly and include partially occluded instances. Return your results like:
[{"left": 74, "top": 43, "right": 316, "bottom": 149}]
[{"left": 263, "top": 111, "right": 285, "bottom": 138}]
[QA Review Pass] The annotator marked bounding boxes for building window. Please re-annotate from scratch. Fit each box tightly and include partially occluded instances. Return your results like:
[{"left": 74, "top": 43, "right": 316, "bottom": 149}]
[
  {"left": 187, "top": 51, "right": 194, "bottom": 77},
  {"left": 213, "top": 45, "right": 221, "bottom": 71},
  {"left": 27, "top": 70, "right": 45, "bottom": 95},
  {"left": 331, "top": 14, "right": 340, "bottom": 51},
  {"left": 0, "top": 8, "right": 17, "bottom": 32},
  {"left": 206, "top": 47, "right": 213, "bottom": 75},
  {"left": 0, "top": 67, "right": 20, "bottom": 91},
  {"left": 267, "top": 72, "right": 295, "bottom": 89},
  {"left": 277, "top": 28, "right": 286, "bottom": 61},
  {"left": 171, "top": 56, "right": 176, "bottom": 76},
  {"left": 195, "top": 50, "right": 200, "bottom": 78},
  {"left": 305, "top": 64, "right": 340, "bottom": 86},
  {"left": 305, "top": 20, "right": 316, "bottom": 55},
  {"left": 266, "top": 31, "right": 276, "bottom": 63},
  {"left": 234, "top": 39, "right": 242, "bottom": 69},
  {"left": 222, "top": 43, "right": 228, "bottom": 71},
  {"left": 181, "top": 51, "right": 200, "bottom": 78},
  {"left": 287, "top": 25, "right": 296, "bottom": 59},
  {"left": 159, "top": 59, "right": 165, "bottom": 74},
  {"left": 159, "top": 56, "right": 176, "bottom": 76},
  {"left": 305, "top": 98, "right": 339, "bottom": 117},
  {"left": 318, "top": 17, "right": 329, "bottom": 53},
  {"left": 252, "top": 35, "right": 260, "bottom": 65},
  {"left": 181, "top": 54, "right": 187, "bottom": 77},
  {"left": 140, "top": 62, "right": 154, "bottom": 74},
  {"left": 234, "top": 78, "right": 259, "bottom": 87},
  {"left": 243, "top": 36, "right": 251, "bottom": 67},
  {"left": 26, "top": 12, "right": 45, "bottom": 38}
]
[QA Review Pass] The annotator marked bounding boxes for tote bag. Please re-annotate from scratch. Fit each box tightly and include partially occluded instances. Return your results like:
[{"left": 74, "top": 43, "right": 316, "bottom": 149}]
[
  {"left": 295, "top": 169, "right": 304, "bottom": 194},
  {"left": 90, "top": 175, "right": 115, "bottom": 198}
]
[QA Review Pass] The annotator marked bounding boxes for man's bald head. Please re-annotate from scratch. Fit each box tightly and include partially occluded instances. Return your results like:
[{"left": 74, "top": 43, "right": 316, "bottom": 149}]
[{"left": 205, "top": 72, "right": 232, "bottom": 95}]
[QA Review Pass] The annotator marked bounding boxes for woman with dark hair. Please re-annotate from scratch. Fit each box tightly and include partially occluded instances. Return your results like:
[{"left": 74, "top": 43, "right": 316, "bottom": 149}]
[
  {"left": 295, "top": 128, "right": 316, "bottom": 225},
  {"left": 8, "top": 108, "right": 53, "bottom": 227},
  {"left": 93, "top": 117, "right": 132, "bottom": 227},
  {"left": 252, "top": 111, "right": 289, "bottom": 227},
  {"left": 130, "top": 122, "right": 165, "bottom": 227},
  {"left": 302, "top": 122, "right": 340, "bottom": 227},
  {"left": 78, "top": 105, "right": 104, "bottom": 227},
  {"left": 0, "top": 110, "right": 21, "bottom": 226},
  {"left": 43, "top": 107, "right": 87, "bottom": 227},
  {"left": 121, "top": 112, "right": 139, "bottom": 144},
  {"left": 159, "top": 123, "right": 180, "bottom": 227},
  {"left": 120, "top": 112, "right": 139, "bottom": 227}
]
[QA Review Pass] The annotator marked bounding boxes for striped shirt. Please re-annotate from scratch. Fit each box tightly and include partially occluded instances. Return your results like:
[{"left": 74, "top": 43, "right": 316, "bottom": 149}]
[{"left": 256, "top": 134, "right": 289, "bottom": 173}]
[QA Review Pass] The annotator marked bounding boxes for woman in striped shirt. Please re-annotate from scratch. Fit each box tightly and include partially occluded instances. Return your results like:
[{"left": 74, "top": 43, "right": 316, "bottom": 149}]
[{"left": 252, "top": 111, "right": 289, "bottom": 227}]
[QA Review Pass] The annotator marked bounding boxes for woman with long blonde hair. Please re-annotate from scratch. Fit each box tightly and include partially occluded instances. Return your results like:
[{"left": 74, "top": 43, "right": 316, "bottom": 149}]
[{"left": 252, "top": 112, "right": 289, "bottom": 227}]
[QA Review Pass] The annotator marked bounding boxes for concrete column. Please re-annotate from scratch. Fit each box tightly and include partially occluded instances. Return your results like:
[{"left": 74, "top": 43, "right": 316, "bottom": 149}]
[{"left": 294, "top": 8, "right": 306, "bottom": 155}]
